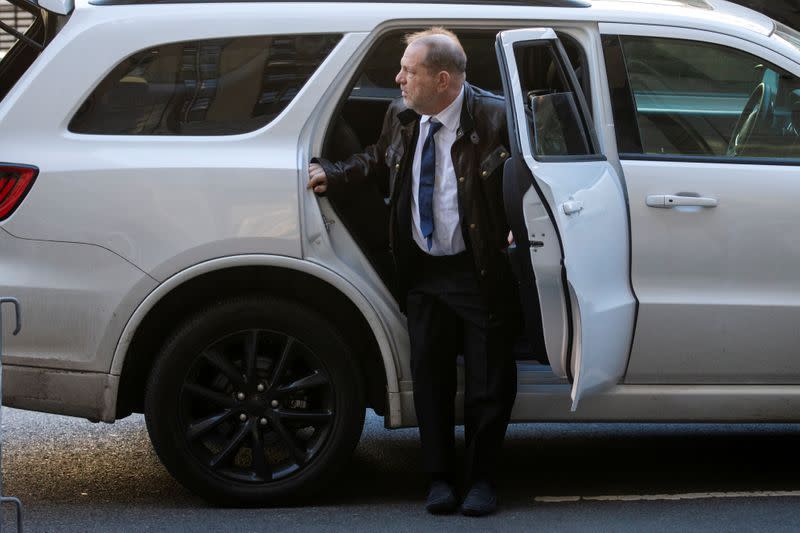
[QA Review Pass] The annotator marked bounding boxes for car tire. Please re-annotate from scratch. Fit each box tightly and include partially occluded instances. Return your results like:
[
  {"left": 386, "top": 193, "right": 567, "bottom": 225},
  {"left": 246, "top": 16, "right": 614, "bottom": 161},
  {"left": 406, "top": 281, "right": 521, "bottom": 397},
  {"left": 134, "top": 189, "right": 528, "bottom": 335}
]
[{"left": 144, "top": 294, "right": 365, "bottom": 506}]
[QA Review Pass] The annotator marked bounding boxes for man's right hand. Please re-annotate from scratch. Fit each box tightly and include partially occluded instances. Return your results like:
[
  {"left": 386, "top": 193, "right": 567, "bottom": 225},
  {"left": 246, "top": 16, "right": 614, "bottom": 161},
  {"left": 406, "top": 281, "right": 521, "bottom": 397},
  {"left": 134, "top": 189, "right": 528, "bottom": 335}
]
[{"left": 307, "top": 163, "right": 328, "bottom": 195}]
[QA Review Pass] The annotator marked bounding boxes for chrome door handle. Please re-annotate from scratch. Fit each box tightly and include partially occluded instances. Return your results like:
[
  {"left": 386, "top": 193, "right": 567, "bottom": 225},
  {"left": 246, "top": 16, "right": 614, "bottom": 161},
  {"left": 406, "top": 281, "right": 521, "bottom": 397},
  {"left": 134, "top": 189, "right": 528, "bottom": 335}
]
[{"left": 646, "top": 194, "right": 718, "bottom": 208}]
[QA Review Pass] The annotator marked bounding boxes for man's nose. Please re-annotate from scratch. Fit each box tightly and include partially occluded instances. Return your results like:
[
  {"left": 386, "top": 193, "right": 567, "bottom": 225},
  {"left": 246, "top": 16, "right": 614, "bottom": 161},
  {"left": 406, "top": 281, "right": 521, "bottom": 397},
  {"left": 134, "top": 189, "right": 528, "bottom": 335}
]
[{"left": 395, "top": 71, "right": 404, "bottom": 85}]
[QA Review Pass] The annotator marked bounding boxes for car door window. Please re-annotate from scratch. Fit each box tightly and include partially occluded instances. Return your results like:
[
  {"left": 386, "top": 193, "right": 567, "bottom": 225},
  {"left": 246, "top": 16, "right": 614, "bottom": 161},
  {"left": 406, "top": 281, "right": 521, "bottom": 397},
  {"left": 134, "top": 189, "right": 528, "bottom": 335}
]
[
  {"left": 513, "top": 40, "right": 595, "bottom": 159},
  {"left": 604, "top": 35, "right": 800, "bottom": 161}
]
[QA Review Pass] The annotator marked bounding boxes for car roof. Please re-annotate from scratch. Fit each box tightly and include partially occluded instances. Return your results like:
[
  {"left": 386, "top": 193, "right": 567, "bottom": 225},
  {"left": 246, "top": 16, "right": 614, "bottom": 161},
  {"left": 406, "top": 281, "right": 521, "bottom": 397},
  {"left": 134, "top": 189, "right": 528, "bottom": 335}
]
[
  {"left": 80, "top": 0, "right": 777, "bottom": 39},
  {"left": 592, "top": 0, "right": 775, "bottom": 35}
]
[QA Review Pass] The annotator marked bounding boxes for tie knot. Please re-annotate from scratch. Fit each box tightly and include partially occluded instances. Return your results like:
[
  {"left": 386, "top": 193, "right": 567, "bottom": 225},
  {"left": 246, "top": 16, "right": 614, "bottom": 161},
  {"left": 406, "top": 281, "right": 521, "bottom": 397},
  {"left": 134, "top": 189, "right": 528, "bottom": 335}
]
[{"left": 428, "top": 120, "right": 443, "bottom": 136}]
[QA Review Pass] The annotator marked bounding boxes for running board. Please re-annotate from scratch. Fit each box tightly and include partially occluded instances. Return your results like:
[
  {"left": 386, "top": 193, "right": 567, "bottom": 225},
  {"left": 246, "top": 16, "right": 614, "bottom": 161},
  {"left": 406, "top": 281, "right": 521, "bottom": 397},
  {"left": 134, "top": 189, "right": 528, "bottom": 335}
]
[{"left": 387, "top": 362, "right": 800, "bottom": 427}]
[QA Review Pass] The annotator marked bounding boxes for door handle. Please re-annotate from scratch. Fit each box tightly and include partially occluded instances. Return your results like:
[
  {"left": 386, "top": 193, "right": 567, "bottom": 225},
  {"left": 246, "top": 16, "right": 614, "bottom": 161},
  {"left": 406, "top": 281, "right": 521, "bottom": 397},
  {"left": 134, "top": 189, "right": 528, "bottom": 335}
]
[{"left": 646, "top": 194, "right": 718, "bottom": 208}]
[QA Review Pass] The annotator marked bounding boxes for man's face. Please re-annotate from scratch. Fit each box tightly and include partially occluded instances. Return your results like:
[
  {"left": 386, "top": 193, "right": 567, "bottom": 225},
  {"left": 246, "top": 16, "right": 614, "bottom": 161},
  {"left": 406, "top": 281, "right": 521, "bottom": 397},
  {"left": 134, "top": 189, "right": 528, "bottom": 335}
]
[{"left": 395, "top": 43, "right": 439, "bottom": 114}]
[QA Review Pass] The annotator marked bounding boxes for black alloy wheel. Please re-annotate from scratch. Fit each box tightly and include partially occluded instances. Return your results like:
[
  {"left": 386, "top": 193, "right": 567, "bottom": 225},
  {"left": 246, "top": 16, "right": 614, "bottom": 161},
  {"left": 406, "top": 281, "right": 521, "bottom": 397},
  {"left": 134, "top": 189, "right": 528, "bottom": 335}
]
[
  {"left": 145, "top": 296, "right": 365, "bottom": 506},
  {"left": 181, "top": 328, "right": 335, "bottom": 483}
]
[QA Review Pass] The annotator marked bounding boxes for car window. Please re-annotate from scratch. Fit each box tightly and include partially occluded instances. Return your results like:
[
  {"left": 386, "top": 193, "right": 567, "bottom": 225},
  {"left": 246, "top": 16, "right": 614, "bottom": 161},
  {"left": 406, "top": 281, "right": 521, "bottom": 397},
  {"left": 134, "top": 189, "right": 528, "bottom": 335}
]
[
  {"left": 606, "top": 35, "right": 800, "bottom": 161},
  {"left": 513, "top": 40, "right": 594, "bottom": 158},
  {"left": 69, "top": 34, "right": 341, "bottom": 136}
]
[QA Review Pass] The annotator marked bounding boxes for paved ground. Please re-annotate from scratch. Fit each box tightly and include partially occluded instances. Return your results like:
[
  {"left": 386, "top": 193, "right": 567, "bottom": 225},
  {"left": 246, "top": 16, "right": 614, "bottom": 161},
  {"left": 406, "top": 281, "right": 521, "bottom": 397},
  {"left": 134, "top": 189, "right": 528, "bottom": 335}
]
[{"left": 2, "top": 408, "right": 800, "bottom": 531}]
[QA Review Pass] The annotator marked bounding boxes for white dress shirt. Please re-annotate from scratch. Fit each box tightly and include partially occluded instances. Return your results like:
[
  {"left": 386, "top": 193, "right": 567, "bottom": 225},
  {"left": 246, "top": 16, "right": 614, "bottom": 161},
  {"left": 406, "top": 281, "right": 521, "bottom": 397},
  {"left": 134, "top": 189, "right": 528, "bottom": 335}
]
[{"left": 411, "top": 87, "right": 466, "bottom": 256}]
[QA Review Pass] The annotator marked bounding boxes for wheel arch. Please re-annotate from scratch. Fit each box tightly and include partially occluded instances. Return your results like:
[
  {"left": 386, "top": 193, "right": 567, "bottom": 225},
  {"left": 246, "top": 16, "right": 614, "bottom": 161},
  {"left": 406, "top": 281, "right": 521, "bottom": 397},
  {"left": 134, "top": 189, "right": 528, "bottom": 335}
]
[{"left": 112, "top": 255, "right": 399, "bottom": 420}]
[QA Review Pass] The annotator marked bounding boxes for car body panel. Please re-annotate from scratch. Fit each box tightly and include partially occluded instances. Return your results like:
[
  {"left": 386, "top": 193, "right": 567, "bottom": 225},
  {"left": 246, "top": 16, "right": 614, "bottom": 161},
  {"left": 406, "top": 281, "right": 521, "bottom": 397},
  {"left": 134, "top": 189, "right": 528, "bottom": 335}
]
[
  {"left": 0, "top": 228, "right": 156, "bottom": 372},
  {"left": 622, "top": 158, "right": 800, "bottom": 384},
  {"left": 395, "top": 363, "right": 800, "bottom": 425},
  {"left": 109, "top": 253, "right": 404, "bottom": 422},
  {"left": 2, "top": 365, "right": 117, "bottom": 421}
]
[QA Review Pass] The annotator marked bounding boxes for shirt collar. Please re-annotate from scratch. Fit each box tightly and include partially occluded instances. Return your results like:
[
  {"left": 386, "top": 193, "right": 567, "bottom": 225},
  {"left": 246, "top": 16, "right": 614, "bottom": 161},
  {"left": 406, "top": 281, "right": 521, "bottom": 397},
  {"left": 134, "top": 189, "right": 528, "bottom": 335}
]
[{"left": 421, "top": 85, "right": 464, "bottom": 132}]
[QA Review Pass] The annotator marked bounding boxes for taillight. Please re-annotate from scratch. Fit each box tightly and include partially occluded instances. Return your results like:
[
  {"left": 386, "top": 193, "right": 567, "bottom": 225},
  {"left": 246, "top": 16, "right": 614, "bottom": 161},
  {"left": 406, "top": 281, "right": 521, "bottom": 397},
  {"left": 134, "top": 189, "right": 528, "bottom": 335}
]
[{"left": 0, "top": 165, "right": 38, "bottom": 221}]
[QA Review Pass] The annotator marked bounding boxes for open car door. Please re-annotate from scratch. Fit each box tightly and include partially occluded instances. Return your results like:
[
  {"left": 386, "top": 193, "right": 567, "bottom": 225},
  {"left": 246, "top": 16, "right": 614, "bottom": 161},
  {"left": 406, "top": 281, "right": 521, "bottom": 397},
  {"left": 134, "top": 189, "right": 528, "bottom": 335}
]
[{"left": 496, "top": 29, "right": 636, "bottom": 409}]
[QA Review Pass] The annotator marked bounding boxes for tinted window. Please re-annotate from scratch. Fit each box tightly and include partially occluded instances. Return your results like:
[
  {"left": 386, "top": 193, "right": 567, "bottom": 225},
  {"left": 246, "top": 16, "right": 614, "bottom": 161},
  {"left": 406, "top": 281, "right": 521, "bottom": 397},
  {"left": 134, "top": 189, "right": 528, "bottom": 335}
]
[
  {"left": 617, "top": 36, "right": 800, "bottom": 160},
  {"left": 513, "top": 41, "right": 593, "bottom": 158},
  {"left": 70, "top": 34, "right": 341, "bottom": 136}
]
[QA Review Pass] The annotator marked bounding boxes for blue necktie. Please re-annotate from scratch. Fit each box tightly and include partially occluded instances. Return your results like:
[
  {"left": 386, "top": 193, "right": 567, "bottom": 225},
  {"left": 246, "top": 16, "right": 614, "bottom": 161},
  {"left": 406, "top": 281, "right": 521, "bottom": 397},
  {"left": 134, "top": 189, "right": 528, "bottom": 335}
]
[{"left": 419, "top": 120, "right": 442, "bottom": 251}]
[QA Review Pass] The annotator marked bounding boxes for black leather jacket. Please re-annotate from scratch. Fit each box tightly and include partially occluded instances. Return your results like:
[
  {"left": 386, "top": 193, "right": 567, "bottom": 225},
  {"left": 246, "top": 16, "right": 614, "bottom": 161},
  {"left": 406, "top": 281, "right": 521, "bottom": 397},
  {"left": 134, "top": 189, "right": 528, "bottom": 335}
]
[{"left": 316, "top": 83, "right": 516, "bottom": 311}]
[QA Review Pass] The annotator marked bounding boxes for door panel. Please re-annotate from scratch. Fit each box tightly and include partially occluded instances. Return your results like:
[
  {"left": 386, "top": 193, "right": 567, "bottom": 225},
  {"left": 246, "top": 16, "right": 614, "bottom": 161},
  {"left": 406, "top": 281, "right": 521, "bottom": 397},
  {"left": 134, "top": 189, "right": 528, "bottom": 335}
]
[
  {"left": 497, "top": 29, "right": 636, "bottom": 409},
  {"left": 519, "top": 185, "right": 568, "bottom": 377},
  {"left": 624, "top": 160, "right": 800, "bottom": 383},
  {"left": 601, "top": 25, "right": 800, "bottom": 383}
]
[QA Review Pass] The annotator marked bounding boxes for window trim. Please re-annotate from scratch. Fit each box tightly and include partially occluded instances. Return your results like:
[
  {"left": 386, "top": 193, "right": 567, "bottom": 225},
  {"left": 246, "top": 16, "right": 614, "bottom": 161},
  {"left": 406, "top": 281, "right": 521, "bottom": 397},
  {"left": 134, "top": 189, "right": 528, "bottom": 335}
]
[
  {"left": 619, "top": 153, "right": 800, "bottom": 166},
  {"left": 536, "top": 153, "right": 607, "bottom": 163},
  {"left": 552, "top": 38, "right": 600, "bottom": 157}
]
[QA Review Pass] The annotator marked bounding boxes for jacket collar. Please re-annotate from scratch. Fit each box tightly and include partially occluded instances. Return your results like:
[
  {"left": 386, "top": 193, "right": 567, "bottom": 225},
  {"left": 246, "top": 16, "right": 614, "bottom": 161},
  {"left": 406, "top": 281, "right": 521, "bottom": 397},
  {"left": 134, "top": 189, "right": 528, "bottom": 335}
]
[
  {"left": 459, "top": 82, "right": 476, "bottom": 142},
  {"left": 398, "top": 107, "right": 419, "bottom": 126},
  {"left": 396, "top": 82, "right": 477, "bottom": 144}
]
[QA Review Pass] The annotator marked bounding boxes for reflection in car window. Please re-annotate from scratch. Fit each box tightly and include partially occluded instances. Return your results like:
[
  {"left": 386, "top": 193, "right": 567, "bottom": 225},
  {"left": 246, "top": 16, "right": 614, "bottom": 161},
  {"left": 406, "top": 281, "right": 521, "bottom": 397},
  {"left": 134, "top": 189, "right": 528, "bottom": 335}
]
[
  {"left": 616, "top": 36, "right": 800, "bottom": 160},
  {"left": 69, "top": 34, "right": 341, "bottom": 136},
  {"left": 529, "top": 92, "right": 590, "bottom": 157},
  {"left": 513, "top": 41, "right": 593, "bottom": 158}
]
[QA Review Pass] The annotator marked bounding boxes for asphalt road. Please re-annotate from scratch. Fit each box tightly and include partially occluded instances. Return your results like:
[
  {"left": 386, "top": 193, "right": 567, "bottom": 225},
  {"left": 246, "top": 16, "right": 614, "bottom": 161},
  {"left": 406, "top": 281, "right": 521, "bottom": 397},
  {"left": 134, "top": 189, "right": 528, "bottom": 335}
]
[{"left": 2, "top": 408, "right": 800, "bottom": 532}]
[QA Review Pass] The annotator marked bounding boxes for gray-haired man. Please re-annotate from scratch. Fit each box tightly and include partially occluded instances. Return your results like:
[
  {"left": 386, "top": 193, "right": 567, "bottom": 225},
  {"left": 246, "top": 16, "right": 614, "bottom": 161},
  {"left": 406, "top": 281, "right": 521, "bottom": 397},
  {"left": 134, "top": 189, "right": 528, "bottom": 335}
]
[{"left": 309, "top": 28, "right": 519, "bottom": 516}]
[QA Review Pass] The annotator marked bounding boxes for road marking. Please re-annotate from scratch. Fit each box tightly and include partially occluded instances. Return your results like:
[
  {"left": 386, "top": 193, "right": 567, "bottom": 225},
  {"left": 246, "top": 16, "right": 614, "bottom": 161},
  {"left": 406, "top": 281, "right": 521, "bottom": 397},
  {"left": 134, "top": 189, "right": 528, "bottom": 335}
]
[{"left": 535, "top": 491, "right": 800, "bottom": 503}]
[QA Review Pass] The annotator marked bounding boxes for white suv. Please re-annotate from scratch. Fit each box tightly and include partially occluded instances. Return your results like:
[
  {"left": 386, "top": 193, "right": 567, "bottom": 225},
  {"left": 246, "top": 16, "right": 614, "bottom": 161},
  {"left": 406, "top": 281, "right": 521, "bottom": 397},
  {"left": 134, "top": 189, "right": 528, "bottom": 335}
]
[{"left": 2, "top": 0, "right": 800, "bottom": 506}]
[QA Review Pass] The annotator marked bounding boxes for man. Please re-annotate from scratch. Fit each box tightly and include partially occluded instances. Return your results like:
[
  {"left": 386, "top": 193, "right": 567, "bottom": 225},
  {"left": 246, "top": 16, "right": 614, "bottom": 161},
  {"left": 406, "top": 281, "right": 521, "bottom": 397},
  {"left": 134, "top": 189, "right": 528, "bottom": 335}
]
[{"left": 308, "top": 28, "right": 518, "bottom": 516}]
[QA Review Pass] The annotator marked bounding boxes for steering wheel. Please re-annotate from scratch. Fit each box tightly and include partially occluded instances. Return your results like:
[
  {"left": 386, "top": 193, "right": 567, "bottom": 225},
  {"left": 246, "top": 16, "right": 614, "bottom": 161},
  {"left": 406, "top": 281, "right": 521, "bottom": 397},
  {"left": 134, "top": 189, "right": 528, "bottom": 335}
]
[{"left": 726, "top": 69, "right": 778, "bottom": 157}]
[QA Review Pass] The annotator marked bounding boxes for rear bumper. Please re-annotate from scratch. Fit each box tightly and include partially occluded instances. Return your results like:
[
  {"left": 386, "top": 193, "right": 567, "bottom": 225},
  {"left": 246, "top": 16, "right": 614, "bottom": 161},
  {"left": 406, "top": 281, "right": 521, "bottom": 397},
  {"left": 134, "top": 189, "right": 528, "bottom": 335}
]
[{"left": 2, "top": 364, "right": 118, "bottom": 422}]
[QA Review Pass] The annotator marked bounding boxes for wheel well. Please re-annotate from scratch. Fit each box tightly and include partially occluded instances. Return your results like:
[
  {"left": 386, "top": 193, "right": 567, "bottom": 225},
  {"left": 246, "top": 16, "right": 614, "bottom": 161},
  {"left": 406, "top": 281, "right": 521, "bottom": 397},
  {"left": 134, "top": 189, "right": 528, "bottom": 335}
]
[{"left": 116, "top": 265, "right": 388, "bottom": 419}]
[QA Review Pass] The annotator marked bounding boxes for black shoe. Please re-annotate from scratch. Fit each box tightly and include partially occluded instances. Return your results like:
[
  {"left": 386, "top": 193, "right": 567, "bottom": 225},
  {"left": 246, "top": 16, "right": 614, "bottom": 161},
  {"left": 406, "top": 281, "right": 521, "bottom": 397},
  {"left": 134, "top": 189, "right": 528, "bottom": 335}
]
[
  {"left": 460, "top": 480, "right": 497, "bottom": 517},
  {"left": 425, "top": 480, "right": 458, "bottom": 514}
]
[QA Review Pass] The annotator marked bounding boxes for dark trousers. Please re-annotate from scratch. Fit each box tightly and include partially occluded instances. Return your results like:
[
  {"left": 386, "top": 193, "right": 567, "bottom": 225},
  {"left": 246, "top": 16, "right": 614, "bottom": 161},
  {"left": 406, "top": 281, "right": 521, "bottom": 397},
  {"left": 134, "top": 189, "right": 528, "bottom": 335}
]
[{"left": 406, "top": 249, "right": 517, "bottom": 484}]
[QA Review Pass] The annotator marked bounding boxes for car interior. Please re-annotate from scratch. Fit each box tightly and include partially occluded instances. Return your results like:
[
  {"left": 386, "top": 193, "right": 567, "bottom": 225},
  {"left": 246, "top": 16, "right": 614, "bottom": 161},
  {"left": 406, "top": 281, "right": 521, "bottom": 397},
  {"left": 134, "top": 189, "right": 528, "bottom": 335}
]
[
  {"left": 620, "top": 36, "right": 800, "bottom": 158},
  {"left": 319, "top": 27, "right": 590, "bottom": 365}
]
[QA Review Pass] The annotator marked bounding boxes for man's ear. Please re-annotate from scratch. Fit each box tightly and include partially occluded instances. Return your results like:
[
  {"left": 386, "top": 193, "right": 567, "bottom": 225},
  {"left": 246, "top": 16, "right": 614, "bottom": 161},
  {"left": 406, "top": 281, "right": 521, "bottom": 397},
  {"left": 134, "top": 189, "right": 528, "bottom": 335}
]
[{"left": 437, "top": 71, "right": 451, "bottom": 91}]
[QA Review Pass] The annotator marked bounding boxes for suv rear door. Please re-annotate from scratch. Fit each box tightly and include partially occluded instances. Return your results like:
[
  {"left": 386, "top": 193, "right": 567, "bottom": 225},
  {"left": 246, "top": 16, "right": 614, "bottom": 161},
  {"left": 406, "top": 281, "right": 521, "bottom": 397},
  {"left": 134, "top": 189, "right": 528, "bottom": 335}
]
[{"left": 496, "top": 28, "right": 636, "bottom": 409}]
